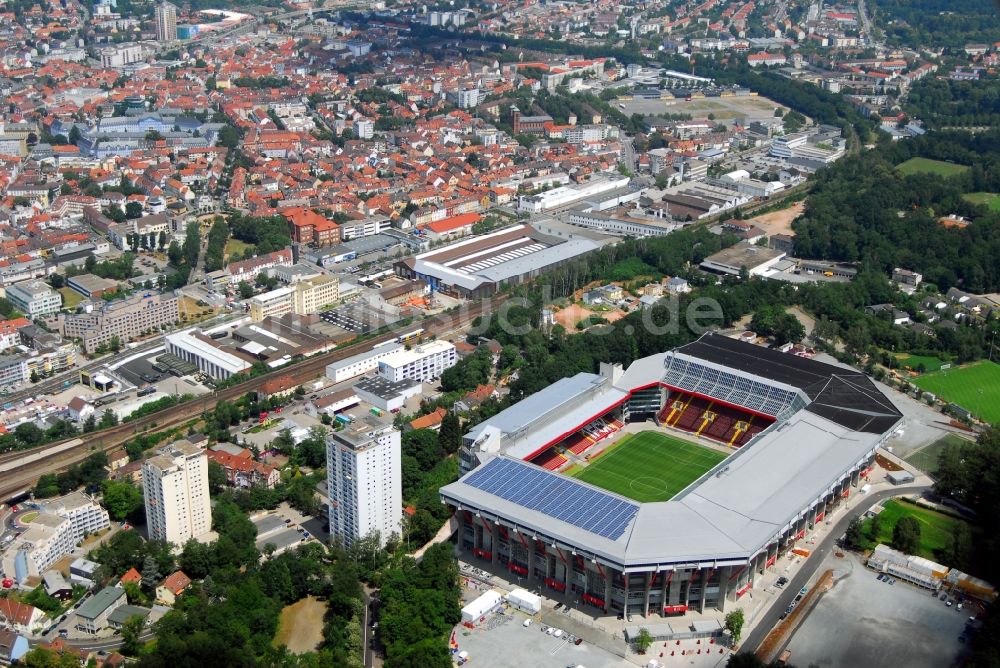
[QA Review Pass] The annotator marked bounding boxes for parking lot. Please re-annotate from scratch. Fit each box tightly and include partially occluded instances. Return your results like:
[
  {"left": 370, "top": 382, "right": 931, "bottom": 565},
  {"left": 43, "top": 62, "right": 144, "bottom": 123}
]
[{"left": 783, "top": 553, "right": 972, "bottom": 668}]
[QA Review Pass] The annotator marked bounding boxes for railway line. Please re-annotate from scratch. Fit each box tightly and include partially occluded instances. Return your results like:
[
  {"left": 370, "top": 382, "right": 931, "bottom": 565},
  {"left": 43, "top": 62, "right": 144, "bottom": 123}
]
[{"left": 0, "top": 298, "right": 505, "bottom": 501}]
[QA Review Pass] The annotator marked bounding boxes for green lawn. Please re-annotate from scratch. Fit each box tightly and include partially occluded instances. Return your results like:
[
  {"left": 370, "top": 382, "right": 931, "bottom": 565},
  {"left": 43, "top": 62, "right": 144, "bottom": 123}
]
[
  {"left": 913, "top": 361, "right": 1000, "bottom": 423},
  {"left": 225, "top": 238, "right": 255, "bottom": 260},
  {"left": 893, "top": 353, "right": 946, "bottom": 373},
  {"left": 58, "top": 287, "right": 83, "bottom": 309},
  {"left": 962, "top": 191, "right": 1000, "bottom": 211},
  {"left": 571, "top": 431, "right": 726, "bottom": 502},
  {"left": 897, "top": 157, "right": 970, "bottom": 177},
  {"left": 861, "top": 499, "right": 976, "bottom": 570},
  {"left": 904, "top": 433, "right": 972, "bottom": 477}
]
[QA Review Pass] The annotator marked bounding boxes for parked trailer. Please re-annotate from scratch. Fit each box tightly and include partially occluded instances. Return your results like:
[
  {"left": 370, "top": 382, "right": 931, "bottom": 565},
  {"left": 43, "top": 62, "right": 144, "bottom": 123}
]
[{"left": 507, "top": 588, "right": 541, "bottom": 615}]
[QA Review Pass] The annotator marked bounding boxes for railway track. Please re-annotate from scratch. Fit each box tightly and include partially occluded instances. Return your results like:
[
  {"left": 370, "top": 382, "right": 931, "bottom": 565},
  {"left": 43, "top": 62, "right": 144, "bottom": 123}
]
[{"left": 0, "top": 298, "right": 505, "bottom": 500}]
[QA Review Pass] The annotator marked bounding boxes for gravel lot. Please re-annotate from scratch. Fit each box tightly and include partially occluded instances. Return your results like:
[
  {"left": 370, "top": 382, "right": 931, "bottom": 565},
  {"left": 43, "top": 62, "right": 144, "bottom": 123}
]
[{"left": 784, "top": 553, "right": 970, "bottom": 668}]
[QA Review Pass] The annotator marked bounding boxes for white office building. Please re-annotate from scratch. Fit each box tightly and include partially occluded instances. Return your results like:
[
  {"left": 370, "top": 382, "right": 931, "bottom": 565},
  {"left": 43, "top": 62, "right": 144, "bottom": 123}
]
[
  {"left": 327, "top": 418, "right": 402, "bottom": 548},
  {"left": 5, "top": 280, "right": 62, "bottom": 318},
  {"left": 377, "top": 340, "right": 457, "bottom": 383},
  {"left": 326, "top": 342, "right": 404, "bottom": 383},
  {"left": 142, "top": 440, "right": 212, "bottom": 546}
]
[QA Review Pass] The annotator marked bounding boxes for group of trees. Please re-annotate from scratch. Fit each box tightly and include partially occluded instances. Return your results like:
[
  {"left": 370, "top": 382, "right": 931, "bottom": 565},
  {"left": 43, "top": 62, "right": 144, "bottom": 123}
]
[
  {"left": 399, "top": 424, "right": 461, "bottom": 547},
  {"left": 0, "top": 418, "right": 78, "bottom": 457},
  {"left": 35, "top": 451, "right": 108, "bottom": 498},
  {"left": 377, "top": 543, "right": 461, "bottom": 668},
  {"left": 203, "top": 217, "right": 229, "bottom": 272},
  {"left": 905, "top": 77, "right": 1000, "bottom": 130},
  {"left": 227, "top": 213, "right": 291, "bottom": 255},
  {"left": 873, "top": 0, "right": 998, "bottom": 47}
]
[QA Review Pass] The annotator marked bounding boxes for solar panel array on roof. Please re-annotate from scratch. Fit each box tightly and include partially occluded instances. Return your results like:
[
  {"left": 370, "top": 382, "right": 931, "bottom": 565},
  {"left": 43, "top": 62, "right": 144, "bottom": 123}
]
[{"left": 464, "top": 457, "right": 639, "bottom": 540}]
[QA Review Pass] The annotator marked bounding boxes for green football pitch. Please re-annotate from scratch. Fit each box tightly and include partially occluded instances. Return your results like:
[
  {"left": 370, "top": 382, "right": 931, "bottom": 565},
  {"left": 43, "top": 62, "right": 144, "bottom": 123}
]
[
  {"left": 570, "top": 431, "right": 727, "bottom": 502},
  {"left": 913, "top": 360, "right": 1000, "bottom": 424}
]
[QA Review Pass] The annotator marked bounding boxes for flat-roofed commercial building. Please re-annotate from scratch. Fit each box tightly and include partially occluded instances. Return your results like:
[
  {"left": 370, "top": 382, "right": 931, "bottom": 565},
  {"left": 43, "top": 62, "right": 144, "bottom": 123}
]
[
  {"left": 378, "top": 340, "right": 457, "bottom": 383},
  {"left": 165, "top": 330, "right": 253, "bottom": 379},
  {"left": 249, "top": 287, "right": 294, "bottom": 322},
  {"left": 326, "top": 342, "right": 404, "bottom": 384},
  {"left": 293, "top": 275, "right": 339, "bottom": 314}
]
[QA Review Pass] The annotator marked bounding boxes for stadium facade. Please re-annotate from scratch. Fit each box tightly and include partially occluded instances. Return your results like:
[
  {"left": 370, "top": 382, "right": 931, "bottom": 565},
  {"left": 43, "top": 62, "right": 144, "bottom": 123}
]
[{"left": 440, "top": 333, "right": 902, "bottom": 616}]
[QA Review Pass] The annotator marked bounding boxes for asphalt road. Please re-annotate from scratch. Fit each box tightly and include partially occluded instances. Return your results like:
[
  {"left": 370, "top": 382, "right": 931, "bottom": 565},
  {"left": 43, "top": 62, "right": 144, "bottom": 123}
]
[{"left": 740, "top": 483, "right": 931, "bottom": 655}]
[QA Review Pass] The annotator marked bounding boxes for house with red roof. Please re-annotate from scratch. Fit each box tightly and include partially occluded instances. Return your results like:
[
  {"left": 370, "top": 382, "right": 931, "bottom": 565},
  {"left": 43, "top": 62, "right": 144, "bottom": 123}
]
[
  {"left": 156, "top": 571, "right": 192, "bottom": 606},
  {"left": 206, "top": 448, "right": 280, "bottom": 489},
  {"left": 424, "top": 212, "right": 481, "bottom": 241},
  {"left": 0, "top": 598, "right": 47, "bottom": 634}
]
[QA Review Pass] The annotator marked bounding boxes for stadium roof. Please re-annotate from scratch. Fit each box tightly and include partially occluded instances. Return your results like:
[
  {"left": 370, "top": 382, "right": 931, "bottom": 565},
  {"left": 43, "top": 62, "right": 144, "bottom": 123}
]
[
  {"left": 671, "top": 334, "right": 902, "bottom": 432},
  {"left": 464, "top": 372, "right": 629, "bottom": 462}
]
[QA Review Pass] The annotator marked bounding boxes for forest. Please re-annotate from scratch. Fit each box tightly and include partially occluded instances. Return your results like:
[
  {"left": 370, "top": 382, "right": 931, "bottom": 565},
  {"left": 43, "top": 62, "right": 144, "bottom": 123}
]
[
  {"left": 871, "top": 0, "right": 999, "bottom": 48},
  {"left": 791, "top": 129, "right": 1000, "bottom": 292}
]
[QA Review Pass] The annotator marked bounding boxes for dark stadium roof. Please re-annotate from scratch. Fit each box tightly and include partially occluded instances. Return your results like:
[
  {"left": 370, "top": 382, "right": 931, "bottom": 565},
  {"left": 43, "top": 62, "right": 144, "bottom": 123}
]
[{"left": 674, "top": 334, "right": 902, "bottom": 433}]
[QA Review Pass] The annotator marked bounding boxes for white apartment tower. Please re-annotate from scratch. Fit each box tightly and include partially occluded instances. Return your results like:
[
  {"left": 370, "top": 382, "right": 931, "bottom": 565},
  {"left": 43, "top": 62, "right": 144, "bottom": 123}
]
[
  {"left": 327, "top": 418, "right": 402, "bottom": 548},
  {"left": 142, "top": 440, "right": 212, "bottom": 546},
  {"left": 155, "top": 2, "right": 178, "bottom": 42}
]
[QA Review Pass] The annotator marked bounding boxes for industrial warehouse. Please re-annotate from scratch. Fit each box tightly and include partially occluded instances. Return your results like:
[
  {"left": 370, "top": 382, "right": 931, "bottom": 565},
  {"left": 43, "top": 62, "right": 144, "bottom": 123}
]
[
  {"left": 393, "top": 222, "right": 605, "bottom": 298},
  {"left": 440, "top": 333, "right": 903, "bottom": 617}
]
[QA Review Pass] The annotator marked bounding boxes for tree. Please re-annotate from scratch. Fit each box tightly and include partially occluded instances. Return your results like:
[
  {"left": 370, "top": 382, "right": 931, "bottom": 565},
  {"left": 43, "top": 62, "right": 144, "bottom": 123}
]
[
  {"left": 82, "top": 414, "right": 97, "bottom": 433},
  {"left": 141, "top": 554, "right": 161, "bottom": 592},
  {"left": 892, "top": 516, "right": 921, "bottom": 555},
  {"left": 100, "top": 479, "right": 144, "bottom": 522},
  {"left": 867, "top": 512, "right": 882, "bottom": 541},
  {"left": 158, "top": 230, "right": 168, "bottom": 250},
  {"left": 634, "top": 627, "right": 653, "bottom": 654},
  {"left": 238, "top": 281, "right": 254, "bottom": 299},
  {"left": 98, "top": 409, "right": 119, "bottom": 429},
  {"left": 22, "top": 647, "right": 81, "bottom": 668},
  {"left": 208, "top": 461, "right": 227, "bottom": 495},
  {"left": 724, "top": 608, "right": 745, "bottom": 644},
  {"left": 120, "top": 614, "right": 145, "bottom": 655},
  {"left": 126, "top": 201, "right": 144, "bottom": 219},
  {"left": 438, "top": 412, "right": 462, "bottom": 454},
  {"left": 844, "top": 516, "right": 866, "bottom": 550},
  {"left": 30, "top": 369, "right": 40, "bottom": 383},
  {"left": 167, "top": 240, "right": 183, "bottom": 267}
]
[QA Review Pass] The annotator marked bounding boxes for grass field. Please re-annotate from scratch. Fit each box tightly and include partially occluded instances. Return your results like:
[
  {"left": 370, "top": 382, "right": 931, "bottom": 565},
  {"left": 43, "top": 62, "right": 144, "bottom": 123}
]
[
  {"left": 571, "top": 431, "right": 726, "bottom": 502},
  {"left": 893, "top": 353, "right": 946, "bottom": 373},
  {"left": 861, "top": 499, "right": 976, "bottom": 570},
  {"left": 58, "top": 287, "right": 83, "bottom": 309},
  {"left": 962, "top": 192, "right": 1000, "bottom": 211},
  {"left": 913, "top": 361, "right": 1000, "bottom": 423},
  {"left": 273, "top": 596, "right": 326, "bottom": 654},
  {"left": 897, "top": 157, "right": 970, "bottom": 177},
  {"left": 904, "top": 433, "right": 972, "bottom": 477},
  {"left": 225, "top": 238, "right": 254, "bottom": 260}
]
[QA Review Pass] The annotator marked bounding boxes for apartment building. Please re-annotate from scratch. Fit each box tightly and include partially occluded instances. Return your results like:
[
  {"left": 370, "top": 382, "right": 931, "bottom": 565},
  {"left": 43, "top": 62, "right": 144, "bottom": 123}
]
[
  {"left": 142, "top": 440, "right": 212, "bottom": 545},
  {"left": 0, "top": 493, "right": 109, "bottom": 584},
  {"left": 63, "top": 291, "right": 179, "bottom": 353},
  {"left": 155, "top": 1, "right": 177, "bottom": 41},
  {"left": 327, "top": 418, "right": 402, "bottom": 548},
  {"left": 5, "top": 280, "right": 62, "bottom": 318},
  {"left": 377, "top": 340, "right": 457, "bottom": 383}
]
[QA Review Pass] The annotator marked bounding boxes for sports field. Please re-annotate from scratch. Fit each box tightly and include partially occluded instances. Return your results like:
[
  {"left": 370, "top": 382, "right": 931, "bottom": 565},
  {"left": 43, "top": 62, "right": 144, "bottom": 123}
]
[
  {"left": 896, "top": 157, "right": 969, "bottom": 177},
  {"left": 571, "top": 431, "right": 726, "bottom": 502},
  {"left": 962, "top": 191, "right": 1000, "bottom": 211},
  {"left": 913, "top": 360, "right": 1000, "bottom": 424},
  {"left": 893, "top": 353, "right": 946, "bottom": 373}
]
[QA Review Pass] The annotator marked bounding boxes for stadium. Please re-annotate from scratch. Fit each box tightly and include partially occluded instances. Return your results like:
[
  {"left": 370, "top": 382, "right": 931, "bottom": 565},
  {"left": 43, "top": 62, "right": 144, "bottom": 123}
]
[{"left": 440, "top": 333, "right": 902, "bottom": 617}]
